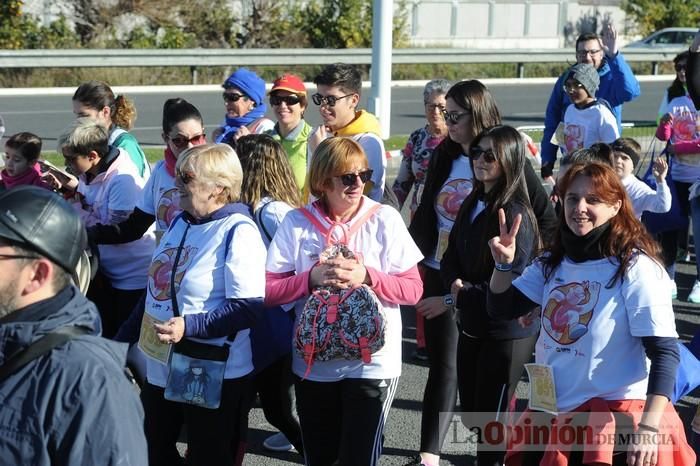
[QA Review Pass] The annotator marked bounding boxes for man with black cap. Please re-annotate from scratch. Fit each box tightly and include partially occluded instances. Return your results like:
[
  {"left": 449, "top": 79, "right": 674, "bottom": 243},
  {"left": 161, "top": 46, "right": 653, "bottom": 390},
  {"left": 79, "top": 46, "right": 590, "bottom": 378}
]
[{"left": 0, "top": 186, "right": 147, "bottom": 465}]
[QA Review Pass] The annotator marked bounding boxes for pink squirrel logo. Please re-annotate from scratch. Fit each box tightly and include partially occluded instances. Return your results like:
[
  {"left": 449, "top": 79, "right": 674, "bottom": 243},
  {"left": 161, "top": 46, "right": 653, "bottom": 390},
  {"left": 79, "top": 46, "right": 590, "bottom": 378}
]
[
  {"left": 542, "top": 280, "right": 601, "bottom": 345},
  {"left": 147, "top": 245, "right": 197, "bottom": 301},
  {"left": 564, "top": 124, "right": 585, "bottom": 153},
  {"left": 156, "top": 188, "right": 182, "bottom": 230},
  {"left": 671, "top": 110, "right": 699, "bottom": 143},
  {"left": 436, "top": 179, "right": 473, "bottom": 221}
]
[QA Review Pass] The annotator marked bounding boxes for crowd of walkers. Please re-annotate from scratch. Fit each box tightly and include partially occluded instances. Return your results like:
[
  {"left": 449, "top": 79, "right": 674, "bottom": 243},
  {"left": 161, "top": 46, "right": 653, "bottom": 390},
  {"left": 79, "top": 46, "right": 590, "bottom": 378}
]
[{"left": 0, "top": 28, "right": 699, "bottom": 466}]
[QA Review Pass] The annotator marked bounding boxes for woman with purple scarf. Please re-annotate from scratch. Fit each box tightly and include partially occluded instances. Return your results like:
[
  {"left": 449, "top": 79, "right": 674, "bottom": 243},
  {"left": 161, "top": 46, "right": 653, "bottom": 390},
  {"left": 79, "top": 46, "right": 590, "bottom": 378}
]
[{"left": 213, "top": 68, "right": 275, "bottom": 147}]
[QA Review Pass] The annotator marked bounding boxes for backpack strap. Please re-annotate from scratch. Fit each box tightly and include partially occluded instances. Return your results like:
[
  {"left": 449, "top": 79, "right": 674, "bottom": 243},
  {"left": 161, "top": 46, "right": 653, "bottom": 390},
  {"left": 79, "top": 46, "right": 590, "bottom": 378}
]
[
  {"left": 299, "top": 203, "right": 382, "bottom": 248},
  {"left": 0, "top": 326, "right": 90, "bottom": 382},
  {"left": 254, "top": 201, "right": 274, "bottom": 243}
]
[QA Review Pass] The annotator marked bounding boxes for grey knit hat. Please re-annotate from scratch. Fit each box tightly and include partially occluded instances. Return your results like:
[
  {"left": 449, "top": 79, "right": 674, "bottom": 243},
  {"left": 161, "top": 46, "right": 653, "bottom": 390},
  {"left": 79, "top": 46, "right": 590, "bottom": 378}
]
[{"left": 566, "top": 63, "right": 600, "bottom": 97}]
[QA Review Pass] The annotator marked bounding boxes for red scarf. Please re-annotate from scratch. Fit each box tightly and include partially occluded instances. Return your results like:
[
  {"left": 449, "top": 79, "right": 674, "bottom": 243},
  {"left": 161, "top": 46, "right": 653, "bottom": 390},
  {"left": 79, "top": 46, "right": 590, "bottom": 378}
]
[
  {"left": 164, "top": 146, "right": 177, "bottom": 177},
  {"left": 1, "top": 163, "right": 49, "bottom": 190}
]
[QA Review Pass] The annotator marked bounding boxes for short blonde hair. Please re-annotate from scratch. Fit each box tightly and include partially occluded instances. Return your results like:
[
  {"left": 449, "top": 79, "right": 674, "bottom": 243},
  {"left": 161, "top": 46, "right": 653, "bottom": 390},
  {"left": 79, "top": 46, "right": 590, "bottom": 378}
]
[
  {"left": 57, "top": 117, "right": 109, "bottom": 157},
  {"left": 308, "top": 138, "right": 368, "bottom": 198},
  {"left": 176, "top": 143, "right": 242, "bottom": 203}
]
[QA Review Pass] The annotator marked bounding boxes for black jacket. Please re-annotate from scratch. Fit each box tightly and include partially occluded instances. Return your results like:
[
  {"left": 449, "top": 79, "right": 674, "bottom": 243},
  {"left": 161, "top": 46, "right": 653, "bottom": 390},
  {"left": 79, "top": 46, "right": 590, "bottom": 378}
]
[{"left": 440, "top": 197, "right": 540, "bottom": 339}]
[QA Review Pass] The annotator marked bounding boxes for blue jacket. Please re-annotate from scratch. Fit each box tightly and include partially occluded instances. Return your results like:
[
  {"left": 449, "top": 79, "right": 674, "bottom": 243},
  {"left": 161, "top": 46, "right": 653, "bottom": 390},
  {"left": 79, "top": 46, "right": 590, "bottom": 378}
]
[
  {"left": 541, "top": 53, "right": 641, "bottom": 169},
  {"left": 0, "top": 286, "right": 147, "bottom": 466}
]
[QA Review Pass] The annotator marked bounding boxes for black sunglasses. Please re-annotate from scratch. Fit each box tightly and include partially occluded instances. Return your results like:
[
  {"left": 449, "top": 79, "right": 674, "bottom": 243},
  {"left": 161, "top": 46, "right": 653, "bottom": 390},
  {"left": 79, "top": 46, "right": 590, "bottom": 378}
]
[
  {"left": 0, "top": 253, "right": 39, "bottom": 261},
  {"left": 469, "top": 147, "right": 497, "bottom": 163},
  {"left": 312, "top": 93, "right": 353, "bottom": 107},
  {"left": 675, "top": 63, "right": 686, "bottom": 72},
  {"left": 222, "top": 92, "right": 247, "bottom": 103},
  {"left": 442, "top": 110, "right": 470, "bottom": 125},
  {"left": 337, "top": 169, "right": 373, "bottom": 187},
  {"left": 169, "top": 133, "right": 206, "bottom": 149},
  {"left": 176, "top": 169, "right": 195, "bottom": 185},
  {"left": 270, "top": 94, "right": 301, "bottom": 106}
]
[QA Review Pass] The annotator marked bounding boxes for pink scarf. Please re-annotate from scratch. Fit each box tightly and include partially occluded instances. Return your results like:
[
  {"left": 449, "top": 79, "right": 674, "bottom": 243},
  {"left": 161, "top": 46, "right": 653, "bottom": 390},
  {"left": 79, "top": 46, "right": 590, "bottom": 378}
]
[{"left": 1, "top": 163, "right": 50, "bottom": 190}]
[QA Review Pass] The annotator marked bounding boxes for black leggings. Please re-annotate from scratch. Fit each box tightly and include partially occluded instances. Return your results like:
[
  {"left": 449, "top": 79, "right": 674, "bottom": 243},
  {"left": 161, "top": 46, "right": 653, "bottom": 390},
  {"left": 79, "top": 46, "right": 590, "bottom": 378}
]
[
  {"left": 418, "top": 266, "right": 460, "bottom": 455},
  {"left": 457, "top": 332, "right": 538, "bottom": 466},
  {"left": 87, "top": 270, "right": 144, "bottom": 339},
  {"left": 142, "top": 378, "right": 253, "bottom": 466},
  {"left": 254, "top": 354, "right": 304, "bottom": 454},
  {"left": 659, "top": 180, "right": 691, "bottom": 268},
  {"left": 295, "top": 376, "right": 399, "bottom": 466}
]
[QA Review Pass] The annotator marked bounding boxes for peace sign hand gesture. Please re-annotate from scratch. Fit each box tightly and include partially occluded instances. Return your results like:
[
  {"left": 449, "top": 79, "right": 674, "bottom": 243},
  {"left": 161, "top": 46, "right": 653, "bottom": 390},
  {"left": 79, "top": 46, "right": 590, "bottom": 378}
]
[{"left": 488, "top": 208, "right": 522, "bottom": 267}]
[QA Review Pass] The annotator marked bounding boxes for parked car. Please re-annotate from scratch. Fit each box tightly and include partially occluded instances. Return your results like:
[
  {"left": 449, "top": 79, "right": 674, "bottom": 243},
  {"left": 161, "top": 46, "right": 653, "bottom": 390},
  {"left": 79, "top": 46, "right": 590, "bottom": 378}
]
[{"left": 624, "top": 27, "right": 696, "bottom": 49}]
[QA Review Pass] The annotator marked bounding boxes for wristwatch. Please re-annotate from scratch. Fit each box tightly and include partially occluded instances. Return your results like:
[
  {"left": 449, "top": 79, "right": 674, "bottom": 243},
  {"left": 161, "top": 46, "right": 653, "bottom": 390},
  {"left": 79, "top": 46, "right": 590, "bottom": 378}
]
[{"left": 443, "top": 294, "right": 455, "bottom": 307}]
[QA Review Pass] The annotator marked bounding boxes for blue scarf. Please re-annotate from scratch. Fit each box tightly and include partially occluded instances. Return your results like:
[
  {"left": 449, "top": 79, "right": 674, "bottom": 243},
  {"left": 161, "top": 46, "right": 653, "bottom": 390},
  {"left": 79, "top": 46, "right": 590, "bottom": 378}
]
[{"left": 216, "top": 104, "right": 268, "bottom": 144}]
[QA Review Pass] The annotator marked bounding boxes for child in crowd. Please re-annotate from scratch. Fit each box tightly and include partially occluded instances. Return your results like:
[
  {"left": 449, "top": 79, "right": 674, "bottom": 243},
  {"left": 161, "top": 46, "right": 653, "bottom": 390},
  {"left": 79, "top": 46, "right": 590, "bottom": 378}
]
[
  {"left": 612, "top": 137, "right": 671, "bottom": 219},
  {"left": 560, "top": 63, "right": 619, "bottom": 154},
  {"left": 0, "top": 132, "right": 52, "bottom": 191}
]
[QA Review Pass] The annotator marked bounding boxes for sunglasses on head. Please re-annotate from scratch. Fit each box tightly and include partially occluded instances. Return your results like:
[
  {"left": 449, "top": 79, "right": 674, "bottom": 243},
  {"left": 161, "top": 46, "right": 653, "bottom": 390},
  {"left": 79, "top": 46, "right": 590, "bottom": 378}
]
[
  {"left": 222, "top": 92, "right": 247, "bottom": 103},
  {"left": 176, "top": 169, "right": 195, "bottom": 185},
  {"left": 270, "top": 94, "right": 301, "bottom": 106},
  {"left": 442, "top": 110, "right": 470, "bottom": 125},
  {"left": 337, "top": 169, "right": 373, "bottom": 187},
  {"left": 311, "top": 93, "right": 353, "bottom": 107},
  {"left": 469, "top": 147, "right": 498, "bottom": 163},
  {"left": 169, "top": 133, "right": 206, "bottom": 149}
]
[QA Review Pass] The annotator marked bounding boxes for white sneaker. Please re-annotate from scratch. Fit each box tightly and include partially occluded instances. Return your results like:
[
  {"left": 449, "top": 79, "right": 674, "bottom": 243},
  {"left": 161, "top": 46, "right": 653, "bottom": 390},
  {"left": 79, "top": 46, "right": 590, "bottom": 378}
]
[
  {"left": 671, "top": 281, "right": 678, "bottom": 300},
  {"left": 263, "top": 432, "right": 294, "bottom": 452},
  {"left": 688, "top": 281, "right": 700, "bottom": 304}
]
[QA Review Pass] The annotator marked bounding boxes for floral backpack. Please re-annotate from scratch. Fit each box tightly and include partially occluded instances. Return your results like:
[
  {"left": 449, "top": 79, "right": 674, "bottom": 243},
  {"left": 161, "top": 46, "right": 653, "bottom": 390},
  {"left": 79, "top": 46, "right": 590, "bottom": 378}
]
[{"left": 297, "top": 204, "right": 386, "bottom": 377}]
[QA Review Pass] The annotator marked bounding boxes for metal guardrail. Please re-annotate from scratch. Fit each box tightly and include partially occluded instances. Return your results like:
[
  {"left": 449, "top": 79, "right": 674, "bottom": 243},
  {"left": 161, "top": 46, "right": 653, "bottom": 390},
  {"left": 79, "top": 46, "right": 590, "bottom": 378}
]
[{"left": 0, "top": 47, "right": 685, "bottom": 82}]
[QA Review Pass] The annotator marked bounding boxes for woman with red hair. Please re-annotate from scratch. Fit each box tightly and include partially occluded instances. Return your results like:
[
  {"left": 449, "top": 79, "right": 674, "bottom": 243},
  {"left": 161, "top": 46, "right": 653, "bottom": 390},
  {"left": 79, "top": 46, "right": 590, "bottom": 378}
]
[{"left": 486, "top": 162, "right": 695, "bottom": 466}]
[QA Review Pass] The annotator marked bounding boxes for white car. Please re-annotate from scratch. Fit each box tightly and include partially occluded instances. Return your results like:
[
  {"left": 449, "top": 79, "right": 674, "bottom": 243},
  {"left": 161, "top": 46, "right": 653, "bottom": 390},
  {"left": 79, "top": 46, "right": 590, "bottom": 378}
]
[{"left": 624, "top": 27, "right": 696, "bottom": 49}]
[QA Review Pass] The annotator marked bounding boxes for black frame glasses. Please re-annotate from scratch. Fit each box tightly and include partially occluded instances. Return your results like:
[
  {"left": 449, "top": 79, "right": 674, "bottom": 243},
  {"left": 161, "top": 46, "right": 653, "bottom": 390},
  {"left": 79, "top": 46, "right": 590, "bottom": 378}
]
[
  {"left": 575, "top": 49, "right": 602, "bottom": 58},
  {"left": 222, "top": 92, "right": 247, "bottom": 103},
  {"left": 337, "top": 169, "right": 373, "bottom": 187},
  {"left": 442, "top": 110, "right": 470, "bottom": 125},
  {"left": 311, "top": 93, "right": 353, "bottom": 107},
  {"left": 176, "top": 169, "right": 195, "bottom": 185},
  {"left": 0, "top": 253, "right": 39, "bottom": 261},
  {"left": 270, "top": 94, "right": 302, "bottom": 106},
  {"left": 169, "top": 133, "right": 206, "bottom": 149},
  {"left": 469, "top": 147, "right": 498, "bottom": 163}
]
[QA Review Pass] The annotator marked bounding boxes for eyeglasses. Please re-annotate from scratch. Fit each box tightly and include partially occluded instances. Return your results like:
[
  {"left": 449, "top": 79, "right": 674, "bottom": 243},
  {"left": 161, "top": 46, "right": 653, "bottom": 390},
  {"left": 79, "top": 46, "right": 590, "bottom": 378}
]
[
  {"left": 563, "top": 82, "right": 585, "bottom": 93},
  {"left": 270, "top": 94, "right": 302, "bottom": 106},
  {"left": 176, "top": 169, "right": 195, "bottom": 185},
  {"left": 675, "top": 64, "right": 687, "bottom": 72},
  {"left": 222, "top": 92, "right": 247, "bottom": 103},
  {"left": 442, "top": 110, "right": 470, "bottom": 125},
  {"left": 336, "top": 169, "right": 373, "bottom": 187},
  {"left": 0, "top": 253, "right": 38, "bottom": 261},
  {"left": 311, "top": 93, "right": 353, "bottom": 107},
  {"left": 425, "top": 103, "right": 446, "bottom": 113},
  {"left": 169, "top": 133, "right": 206, "bottom": 149},
  {"left": 469, "top": 147, "right": 498, "bottom": 163},
  {"left": 576, "top": 49, "right": 602, "bottom": 58}
]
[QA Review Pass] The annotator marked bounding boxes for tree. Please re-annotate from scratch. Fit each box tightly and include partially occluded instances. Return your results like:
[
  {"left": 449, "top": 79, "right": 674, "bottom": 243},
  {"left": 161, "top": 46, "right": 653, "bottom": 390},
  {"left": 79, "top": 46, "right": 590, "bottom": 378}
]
[{"left": 622, "top": 0, "right": 700, "bottom": 36}]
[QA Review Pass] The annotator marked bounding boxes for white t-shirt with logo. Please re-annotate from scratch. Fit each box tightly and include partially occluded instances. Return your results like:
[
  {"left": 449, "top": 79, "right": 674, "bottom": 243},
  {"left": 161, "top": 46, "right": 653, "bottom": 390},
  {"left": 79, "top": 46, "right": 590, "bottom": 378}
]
[
  {"left": 266, "top": 198, "right": 423, "bottom": 381},
  {"left": 137, "top": 160, "right": 180, "bottom": 242},
  {"left": 562, "top": 102, "right": 619, "bottom": 154},
  {"left": 424, "top": 154, "right": 474, "bottom": 269},
  {"left": 144, "top": 209, "right": 267, "bottom": 387},
  {"left": 513, "top": 253, "right": 677, "bottom": 412}
]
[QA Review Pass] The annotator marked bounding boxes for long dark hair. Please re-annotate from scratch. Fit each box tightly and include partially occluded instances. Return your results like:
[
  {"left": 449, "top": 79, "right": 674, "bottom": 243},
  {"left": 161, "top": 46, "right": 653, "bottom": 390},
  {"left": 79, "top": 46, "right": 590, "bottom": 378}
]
[
  {"left": 462, "top": 125, "right": 539, "bottom": 277},
  {"left": 422, "top": 80, "right": 501, "bottom": 199},
  {"left": 542, "top": 162, "right": 662, "bottom": 287},
  {"left": 668, "top": 51, "right": 689, "bottom": 101}
]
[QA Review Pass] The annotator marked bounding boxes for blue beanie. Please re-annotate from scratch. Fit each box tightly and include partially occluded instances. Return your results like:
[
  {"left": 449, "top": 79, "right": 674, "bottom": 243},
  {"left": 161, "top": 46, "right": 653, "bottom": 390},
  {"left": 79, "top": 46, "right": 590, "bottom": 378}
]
[{"left": 223, "top": 68, "right": 266, "bottom": 106}]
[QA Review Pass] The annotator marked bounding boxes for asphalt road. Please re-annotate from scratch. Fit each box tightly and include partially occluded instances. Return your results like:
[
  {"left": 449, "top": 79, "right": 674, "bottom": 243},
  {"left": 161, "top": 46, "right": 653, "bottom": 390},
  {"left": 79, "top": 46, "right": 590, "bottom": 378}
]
[{"left": 0, "top": 80, "right": 668, "bottom": 148}]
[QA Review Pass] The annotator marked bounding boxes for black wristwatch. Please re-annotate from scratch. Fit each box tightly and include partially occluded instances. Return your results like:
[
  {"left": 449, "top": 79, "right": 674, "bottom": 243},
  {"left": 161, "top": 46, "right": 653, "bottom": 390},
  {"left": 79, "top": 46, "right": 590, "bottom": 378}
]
[{"left": 443, "top": 294, "right": 455, "bottom": 307}]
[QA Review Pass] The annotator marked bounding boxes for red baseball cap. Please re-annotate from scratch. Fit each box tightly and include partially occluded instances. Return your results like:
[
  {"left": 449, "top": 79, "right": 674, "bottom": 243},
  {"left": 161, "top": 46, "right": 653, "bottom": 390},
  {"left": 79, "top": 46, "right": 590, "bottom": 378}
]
[{"left": 270, "top": 74, "right": 306, "bottom": 95}]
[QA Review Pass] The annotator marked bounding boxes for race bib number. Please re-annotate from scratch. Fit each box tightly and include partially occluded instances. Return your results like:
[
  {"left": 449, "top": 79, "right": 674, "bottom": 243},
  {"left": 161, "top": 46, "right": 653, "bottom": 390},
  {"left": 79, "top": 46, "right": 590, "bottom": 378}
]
[
  {"left": 525, "top": 363, "right": 558, "bottom": 414},
  {"left": 138, "top": 311, "right": 172, "bottom": 363}
]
